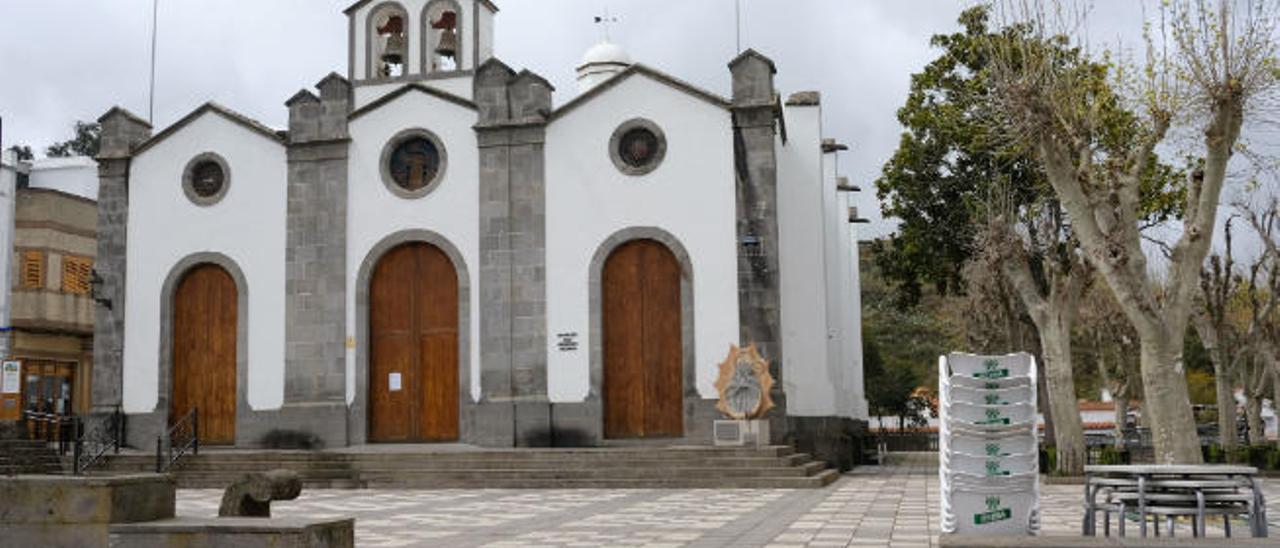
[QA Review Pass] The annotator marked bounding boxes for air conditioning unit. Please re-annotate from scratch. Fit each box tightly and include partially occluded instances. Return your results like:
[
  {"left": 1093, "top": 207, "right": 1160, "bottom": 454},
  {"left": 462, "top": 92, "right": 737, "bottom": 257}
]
[{"left": 713, "top": 419, "right": 769, "bottom": 447}]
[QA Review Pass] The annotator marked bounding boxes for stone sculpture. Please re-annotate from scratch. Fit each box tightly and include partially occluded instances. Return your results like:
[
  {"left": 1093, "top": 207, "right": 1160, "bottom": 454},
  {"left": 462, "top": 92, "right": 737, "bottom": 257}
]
[
  {"left": 714, "top": 344, "right": 775, "bottom": 420},
  {"left": 218, "top": 469, "right": 303, "bottom": 518}
]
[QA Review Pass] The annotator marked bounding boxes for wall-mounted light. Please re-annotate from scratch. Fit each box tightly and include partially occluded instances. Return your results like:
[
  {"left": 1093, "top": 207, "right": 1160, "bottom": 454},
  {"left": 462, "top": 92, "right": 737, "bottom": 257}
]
[{"left": 90, "top": 269, "right": 112, "bottom": 311}]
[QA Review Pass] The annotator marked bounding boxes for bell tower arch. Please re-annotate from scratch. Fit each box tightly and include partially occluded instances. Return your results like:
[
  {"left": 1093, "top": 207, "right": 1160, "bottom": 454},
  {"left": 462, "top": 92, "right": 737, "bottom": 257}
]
[
  {"left": 346, "top": 0, "right": 498, "bottom": 89},
  {"left": 422, "top": 0, "right": 464, "bottom": 74},
  {"left": 366, "top": 2, "right": 410, "bottom": 79}
]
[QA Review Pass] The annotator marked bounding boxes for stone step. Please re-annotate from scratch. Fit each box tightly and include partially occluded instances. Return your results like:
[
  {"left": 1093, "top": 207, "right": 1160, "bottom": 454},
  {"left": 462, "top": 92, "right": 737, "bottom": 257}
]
[
  {"left": 93, "top": 445, "right": 831, "bottom": 489},
  {"left": 167, "top": 470, "right": 838, "bottom": 490},
  {"left": 106, "top": 445, "right": 796, "bottom": 459},
  {"left": 101, "top": 455, "right": 810, "bottom": 472},
  {"left": 166, "top": 464, "right": 826, "bottom": 482}
]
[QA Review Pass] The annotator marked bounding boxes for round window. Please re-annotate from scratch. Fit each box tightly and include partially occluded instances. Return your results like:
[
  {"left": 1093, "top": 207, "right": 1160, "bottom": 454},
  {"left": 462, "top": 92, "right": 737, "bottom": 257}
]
[
  {"left": 609, "top": 119, "right": 667, "bottom": 176},
  {"left": 380, "top": 129, "right": 448, "bottom": 199},
  {"left": 618, "top": 128, "right": 660, "bottom": 169},
  {"left": 182, "top": 153, "right": 231, "bottom": 206},
  {"left": 389, "top": 137, "right": 441, "bottom": 192},
  {"left": 190, "top": 161, "right": 225, "bottom": 198}
]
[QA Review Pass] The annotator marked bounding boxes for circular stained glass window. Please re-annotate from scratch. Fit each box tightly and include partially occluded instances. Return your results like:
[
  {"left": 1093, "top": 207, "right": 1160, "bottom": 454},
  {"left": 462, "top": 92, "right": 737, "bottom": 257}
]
[
  {"left": 609, "top": 119, "right": 666, "bottom": 176},
  {"left": 182, "top": 153, "right": 231, "bottom": 206},
  {"left": 618, "top": 128, "right": 660, "bottom": 169},
  {"left": 389, "top": 137, "right": 441, "bottom": 192},
  {"left": 190, "top": 161, "right": 225, "bottom": 198}
]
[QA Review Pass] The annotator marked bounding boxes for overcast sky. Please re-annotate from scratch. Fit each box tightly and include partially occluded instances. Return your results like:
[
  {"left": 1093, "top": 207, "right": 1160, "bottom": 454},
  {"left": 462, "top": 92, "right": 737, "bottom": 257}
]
[{"left": 0, "top": 1, "right": 1201, "bottom": 242}]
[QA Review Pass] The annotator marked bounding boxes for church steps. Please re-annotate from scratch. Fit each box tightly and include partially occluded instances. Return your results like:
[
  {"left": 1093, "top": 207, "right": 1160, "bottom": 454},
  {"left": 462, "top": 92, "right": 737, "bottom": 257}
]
[
  {"left": 95, "top": 446, "right": 835, "bottom": 489},
  {"left": 101, "top": 456, "right": 811, "bottom": 471},
  {"left": 0, "top": 440, "right": 65, "bottom": 475}
]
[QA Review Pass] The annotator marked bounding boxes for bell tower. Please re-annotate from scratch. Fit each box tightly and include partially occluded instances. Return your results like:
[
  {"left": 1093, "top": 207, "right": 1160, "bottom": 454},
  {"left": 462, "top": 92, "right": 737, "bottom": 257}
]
[{"left": 345, "top": 0, "right": 498, "bottom": 91}]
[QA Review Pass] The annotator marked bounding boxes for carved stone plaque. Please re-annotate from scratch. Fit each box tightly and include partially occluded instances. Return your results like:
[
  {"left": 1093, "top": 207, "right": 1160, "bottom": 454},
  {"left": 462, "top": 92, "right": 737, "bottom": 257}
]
[{"left": 714, "top": 344, "right": 775, "bottom": 420}]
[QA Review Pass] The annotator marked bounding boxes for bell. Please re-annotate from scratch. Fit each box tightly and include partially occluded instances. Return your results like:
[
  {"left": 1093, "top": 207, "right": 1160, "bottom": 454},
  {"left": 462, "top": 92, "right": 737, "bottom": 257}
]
[
  {"left": 381, "top": 34, "right": 406, "bottom": 65},
  {"left": 435, "top": 28, "right": 458, "bottom": 59}
]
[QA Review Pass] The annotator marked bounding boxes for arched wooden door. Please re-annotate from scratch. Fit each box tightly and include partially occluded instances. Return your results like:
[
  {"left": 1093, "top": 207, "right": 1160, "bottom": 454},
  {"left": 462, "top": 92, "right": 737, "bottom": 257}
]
[
  {"left": 603, "top": 239, "right": 683, "bottom": 438},
  {"left": 369, "top": 242, "right": 459, "bottom": 442},
  {"left": 172, "top": 264, "right": 237, "bottom": 445}
]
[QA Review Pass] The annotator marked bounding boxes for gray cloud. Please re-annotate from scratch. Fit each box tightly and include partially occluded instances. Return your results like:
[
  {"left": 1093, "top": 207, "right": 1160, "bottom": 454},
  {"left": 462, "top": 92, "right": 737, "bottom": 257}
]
[{"left": 0, "top": 1, "right": 1223, "bottom": 244}]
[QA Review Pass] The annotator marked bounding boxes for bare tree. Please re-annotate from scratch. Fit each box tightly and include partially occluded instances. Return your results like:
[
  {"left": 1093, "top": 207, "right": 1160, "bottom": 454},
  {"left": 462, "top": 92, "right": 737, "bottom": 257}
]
[
  {"left": 1079, "top": 280, "right": 1144, "bottom": 447},
  {"left": 1238, "top": 196, "right": 1280, "bottom": 445},
  {"left": 1194, "top": 220, "right": 1242, "bottom": 451},
  {"left": 977, "top": 186, "right": 1090, "bottom": 473},
  {"left": 988, "top": 0, "right": 1280, "bottom": 463}
]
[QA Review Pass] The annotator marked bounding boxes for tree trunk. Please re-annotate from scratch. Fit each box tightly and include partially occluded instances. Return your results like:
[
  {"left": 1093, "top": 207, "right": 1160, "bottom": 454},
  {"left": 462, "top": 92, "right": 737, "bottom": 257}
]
[
  {"left": 1041, "top": 317, "right": 1085, "bottom": 475},
  {"left": 1213, "top": 357, "right": 1238, "bottom": 451},
  {"left": 1138, "top": 335, "right": 1204, "bottom": 464},
  {"left": 1274, "top": 370, "right": 1280, "bottom": 449},
  {"left": 1113, "top": 396, "right": 1128, "bottom": 449},
  {"left": 1245, "top": 395, "right": 1263, "bottom": 446}
]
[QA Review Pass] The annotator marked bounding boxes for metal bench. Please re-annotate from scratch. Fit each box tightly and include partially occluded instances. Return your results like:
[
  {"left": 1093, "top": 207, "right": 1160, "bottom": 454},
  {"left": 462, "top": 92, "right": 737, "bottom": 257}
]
[{"left": 1083, "top": 465, "right": 1267, "bottom": 539}]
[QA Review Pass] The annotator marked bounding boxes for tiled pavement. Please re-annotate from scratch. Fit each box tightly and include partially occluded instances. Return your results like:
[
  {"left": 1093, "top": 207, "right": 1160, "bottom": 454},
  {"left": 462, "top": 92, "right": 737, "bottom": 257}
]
[{"left": 175, "top": 459, "right": 1280, "bottom": 547}]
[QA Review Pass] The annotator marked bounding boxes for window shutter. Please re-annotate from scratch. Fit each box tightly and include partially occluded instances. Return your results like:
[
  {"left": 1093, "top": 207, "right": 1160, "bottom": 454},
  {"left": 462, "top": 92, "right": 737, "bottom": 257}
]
[
  {"left": 61, "top": 256, "right": 94, "bottom": 295},
  {"left": 20, "top": 250, "right": 45, "bottom": 289}
]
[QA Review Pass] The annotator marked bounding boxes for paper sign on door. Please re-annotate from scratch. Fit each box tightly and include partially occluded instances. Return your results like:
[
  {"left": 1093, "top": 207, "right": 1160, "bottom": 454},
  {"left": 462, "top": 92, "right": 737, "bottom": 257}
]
[{"left": 389, "top": 372, "right": 402, "bottom": 391}]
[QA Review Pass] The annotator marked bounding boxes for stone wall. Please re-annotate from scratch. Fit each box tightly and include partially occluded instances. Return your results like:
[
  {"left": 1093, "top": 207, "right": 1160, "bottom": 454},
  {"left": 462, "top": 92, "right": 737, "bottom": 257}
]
[
  {"left": 729, "top": 50, "right": 789, "bottom": 441},
  {"left": 277, "top": 76, "right": 353, "bottom": 448},
  {"left": 0, "top": 474, "right": 174, "bottom": 547},
  {"left": 91, "top": 108, "right": 151, "bottom": 414},
  {"left": 472, "top": 61, "right": 553, "bottom": 447}
]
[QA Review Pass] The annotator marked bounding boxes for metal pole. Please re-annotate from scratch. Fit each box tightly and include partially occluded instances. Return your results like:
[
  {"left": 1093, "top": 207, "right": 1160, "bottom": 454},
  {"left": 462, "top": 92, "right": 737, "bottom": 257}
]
[
  {"left": 735, "top": 0, "right": 741, "bottom": 53},
  {"left": 148, "top": 0, "right": 159, "bottom": 124}
]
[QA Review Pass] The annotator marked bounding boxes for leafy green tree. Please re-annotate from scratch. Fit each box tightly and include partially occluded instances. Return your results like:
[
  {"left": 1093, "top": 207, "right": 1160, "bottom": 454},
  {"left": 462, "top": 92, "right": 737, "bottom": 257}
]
[
  {"left": 45, "top": 121, "right": 100, "bottom": 158},
  {"left": 864, "top": 339, "right": 928, "bottom": 429}
]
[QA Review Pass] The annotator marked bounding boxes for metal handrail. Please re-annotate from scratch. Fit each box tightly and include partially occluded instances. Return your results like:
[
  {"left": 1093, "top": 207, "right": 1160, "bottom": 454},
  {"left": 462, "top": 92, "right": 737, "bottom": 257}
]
[
  {"left": 72, "top": 408, "right": 126, "bottom": 475},
  {"left": 156, "top": 407, "right": 198, "bottom": 473}
]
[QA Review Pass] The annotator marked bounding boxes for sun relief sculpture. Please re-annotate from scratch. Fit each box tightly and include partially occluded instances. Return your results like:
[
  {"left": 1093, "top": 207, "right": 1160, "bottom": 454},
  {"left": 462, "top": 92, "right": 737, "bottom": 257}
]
[{"left": 715, "top": 344, "right": 775, "bottom": 420}]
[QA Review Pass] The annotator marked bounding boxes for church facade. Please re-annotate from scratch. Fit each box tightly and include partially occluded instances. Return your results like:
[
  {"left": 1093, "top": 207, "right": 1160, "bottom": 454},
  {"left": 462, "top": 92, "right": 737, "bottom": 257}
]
[{"left": 90, "top": 0, "right": 867, "bottom": 450}]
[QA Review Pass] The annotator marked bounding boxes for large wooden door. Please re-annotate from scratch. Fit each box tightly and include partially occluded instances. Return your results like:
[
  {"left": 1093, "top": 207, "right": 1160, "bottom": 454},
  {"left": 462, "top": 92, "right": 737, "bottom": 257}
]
[
  {"left": 369, "top": 242, "right": 459, "bottom": 442},
  {"left": 603, "top": 239, "right": 683, "bottom": 438},
  {"left": 172, "top": 264, "right": 237, "bottom": 445}
]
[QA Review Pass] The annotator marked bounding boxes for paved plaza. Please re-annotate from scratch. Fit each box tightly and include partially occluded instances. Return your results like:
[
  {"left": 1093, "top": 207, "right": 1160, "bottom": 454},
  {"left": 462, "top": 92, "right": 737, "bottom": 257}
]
[{"left": 174, "top": 461, "right": 1280, "bottom": 547}]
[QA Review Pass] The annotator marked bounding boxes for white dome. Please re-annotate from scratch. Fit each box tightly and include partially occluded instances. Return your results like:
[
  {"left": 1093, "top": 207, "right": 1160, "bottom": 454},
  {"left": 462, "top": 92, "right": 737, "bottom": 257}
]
[{"left": 580, "top": 41, "right": 631, "bottom": 68}]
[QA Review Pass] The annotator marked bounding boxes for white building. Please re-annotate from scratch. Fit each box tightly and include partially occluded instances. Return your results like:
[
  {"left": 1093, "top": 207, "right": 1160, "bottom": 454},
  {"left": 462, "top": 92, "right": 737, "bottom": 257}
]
[
  {"left": 0, "top": 150, "right": 16, "bottom": 361},
  {"left": 90, "top": 1, "right": 867, "bottom": 450}
]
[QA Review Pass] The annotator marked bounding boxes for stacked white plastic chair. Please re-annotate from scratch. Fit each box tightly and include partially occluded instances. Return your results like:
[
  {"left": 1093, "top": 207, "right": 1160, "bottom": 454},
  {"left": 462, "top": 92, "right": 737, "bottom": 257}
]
[{"left": 939, "top": 352, "right": 1041, "bottom": 536}]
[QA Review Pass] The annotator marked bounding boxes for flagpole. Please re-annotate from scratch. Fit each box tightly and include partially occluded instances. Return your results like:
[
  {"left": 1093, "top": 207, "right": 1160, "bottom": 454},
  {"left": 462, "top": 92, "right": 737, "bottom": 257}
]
[{"left": 148, "top": 0, "right": 159, "bottom": 124}]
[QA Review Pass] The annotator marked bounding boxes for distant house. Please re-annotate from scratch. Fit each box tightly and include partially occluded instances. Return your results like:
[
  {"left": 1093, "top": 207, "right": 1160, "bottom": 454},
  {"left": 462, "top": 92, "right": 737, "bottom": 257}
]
[{"left": 0, "top": 152, "right": 99, "bottom": 426}]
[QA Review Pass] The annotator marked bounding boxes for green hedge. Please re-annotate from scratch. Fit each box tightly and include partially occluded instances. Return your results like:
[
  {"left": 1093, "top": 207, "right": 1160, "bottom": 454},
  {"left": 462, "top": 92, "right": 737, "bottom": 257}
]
[{"left": 1203, "top": 443, "right": 1280, "bottom": 469}]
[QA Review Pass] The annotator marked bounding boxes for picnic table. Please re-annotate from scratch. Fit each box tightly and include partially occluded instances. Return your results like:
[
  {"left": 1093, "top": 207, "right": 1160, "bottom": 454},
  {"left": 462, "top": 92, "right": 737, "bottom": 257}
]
[{"left": 1083, "top": 464, "right": 1267, "bottom": 538}]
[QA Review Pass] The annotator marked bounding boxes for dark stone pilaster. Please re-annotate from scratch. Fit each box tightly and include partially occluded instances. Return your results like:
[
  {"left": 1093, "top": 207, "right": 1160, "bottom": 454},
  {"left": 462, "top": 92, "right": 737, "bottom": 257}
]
[
  {"left": 91, "top": 107, "right": 151, "bottom": 414},
  {"left": 281, "top": 74, "right": 351, "bottom": 445},
  {"left": 729, "top": 50, "right": 788, "bottom": 441},
  {"left": 473, "top": 61, "right": 553, "bottom": 447}
]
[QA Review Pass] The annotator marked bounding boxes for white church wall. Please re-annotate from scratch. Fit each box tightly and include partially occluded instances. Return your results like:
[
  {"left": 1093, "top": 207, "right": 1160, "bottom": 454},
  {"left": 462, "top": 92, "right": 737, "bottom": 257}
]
[
  {"left": 353, "top": 77, "right": 474, "bottom": 111},
  {"left": 477, "top": 7, "right": 494, "bottom": 63},
  {"left": 821, "top": 151, "right": 844, "bottom": 412},
  {"left": 345, "top": 90, "right": 481, "bottom": 404},
  {"left": 777, "top": 103, "right": 836, "bottom": 417},
  {"left": 842, "top": 197, "right": 869, "bottom": 419},
  {"left": 351, "top": 0, "right": 478, "bottom": 87},
  {"left": 123, "top": 114, "right": 288, "bottom": 413},
  {"left": 545, "top": 74, "right": 739, "bottom": 403}
]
